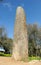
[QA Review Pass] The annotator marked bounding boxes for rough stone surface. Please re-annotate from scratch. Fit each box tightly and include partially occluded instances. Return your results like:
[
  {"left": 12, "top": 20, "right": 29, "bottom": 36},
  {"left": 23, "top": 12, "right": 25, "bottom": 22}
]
[{"left": 12, "top": 6, "right": 28, "bottom": 60}]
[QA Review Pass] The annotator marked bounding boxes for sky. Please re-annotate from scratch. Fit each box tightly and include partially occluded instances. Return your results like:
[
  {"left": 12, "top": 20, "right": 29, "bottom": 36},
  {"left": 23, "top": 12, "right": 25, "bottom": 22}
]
[{"left": 0, "top": 0, "right": 41, "bottom": 38}]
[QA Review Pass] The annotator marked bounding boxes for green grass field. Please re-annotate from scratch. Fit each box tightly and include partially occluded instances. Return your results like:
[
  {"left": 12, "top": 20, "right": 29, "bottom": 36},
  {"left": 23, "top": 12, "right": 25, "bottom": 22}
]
[
  {"left": 0, "top": 52, "right": 11, "bottom": 57},
  {"left": 28, "top": 56, "right": 41, "bottom": 61},
  {"left": 0, "top": 52, "right": 41, "bottom": 61}
]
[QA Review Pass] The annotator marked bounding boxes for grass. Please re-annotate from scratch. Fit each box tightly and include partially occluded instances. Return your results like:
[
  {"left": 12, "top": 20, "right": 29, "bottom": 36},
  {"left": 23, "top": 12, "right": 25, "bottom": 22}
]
[
  {"left": 20, "top": 56, "right": 41, "bottom": 62},
  {"left": 0, "top": 52, "right": 11, "bottom": 57},
  {"left": 28, "top": 56, "right": 41, "bottom": 61},
  {"left": 0, "top": 52, "right": 41, "bottom": 61}
]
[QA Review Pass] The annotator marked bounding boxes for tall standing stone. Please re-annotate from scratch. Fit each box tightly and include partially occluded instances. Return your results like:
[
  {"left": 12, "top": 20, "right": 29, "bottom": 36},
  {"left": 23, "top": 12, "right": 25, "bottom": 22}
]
[{"left": 12, "top": 6, "right": 28, "bottom": 61}]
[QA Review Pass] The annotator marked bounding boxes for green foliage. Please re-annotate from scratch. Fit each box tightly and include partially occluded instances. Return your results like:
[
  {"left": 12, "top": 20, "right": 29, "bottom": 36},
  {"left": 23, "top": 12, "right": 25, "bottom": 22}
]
[
  {"left": 0, "top": 27, "right": 13, "bottom": 54},
  {"left": 27, "top": 23, "right": 41, "bottom": 57}
]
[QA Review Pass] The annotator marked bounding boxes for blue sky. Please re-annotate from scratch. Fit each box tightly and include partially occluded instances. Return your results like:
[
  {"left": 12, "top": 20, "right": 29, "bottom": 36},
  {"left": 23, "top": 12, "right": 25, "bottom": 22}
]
[{"left": 0, "top": 0, "right": 41, "bottom": 38}]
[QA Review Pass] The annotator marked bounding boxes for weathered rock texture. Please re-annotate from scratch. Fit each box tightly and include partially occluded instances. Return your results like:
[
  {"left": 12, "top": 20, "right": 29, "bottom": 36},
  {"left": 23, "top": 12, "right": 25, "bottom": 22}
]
[{"left": 12, "top": 6, "right": 28, "bottom": 61}]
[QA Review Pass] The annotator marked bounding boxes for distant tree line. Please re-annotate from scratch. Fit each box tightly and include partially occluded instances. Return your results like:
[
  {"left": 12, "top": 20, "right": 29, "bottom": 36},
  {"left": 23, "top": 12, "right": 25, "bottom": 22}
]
[
  {"left": 0, "top": 23, "right": 41, "bottom": 57},
  {"left": 0, "top": 27, "right": 13, "bottom": 54},
  {"left": 27, "top": 23, "right": 41, "bottom": 57}
]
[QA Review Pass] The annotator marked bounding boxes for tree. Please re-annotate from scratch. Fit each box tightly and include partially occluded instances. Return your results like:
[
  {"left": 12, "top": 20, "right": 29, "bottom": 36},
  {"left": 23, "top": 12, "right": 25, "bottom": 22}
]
[
  {"left": 27, "top": 23, "right": 41, "bottom": 57},
  {"left": 0, "top": 27, "right": 13, "bottom": 54},
  {"left": 3, "top": 38, "right": 13, "bottom": 54}
]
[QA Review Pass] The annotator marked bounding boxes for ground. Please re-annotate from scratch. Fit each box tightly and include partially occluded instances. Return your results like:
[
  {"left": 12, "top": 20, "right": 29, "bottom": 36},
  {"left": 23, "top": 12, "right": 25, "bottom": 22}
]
[{"left": 0, "top": 57, "right": 41, "bottom": 65}]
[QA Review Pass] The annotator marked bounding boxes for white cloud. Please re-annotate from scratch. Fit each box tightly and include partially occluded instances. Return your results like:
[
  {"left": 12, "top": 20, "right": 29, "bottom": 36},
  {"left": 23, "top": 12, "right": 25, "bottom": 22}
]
[{"left": 3, "top": 2, "right": 13, "bottom": 11}]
